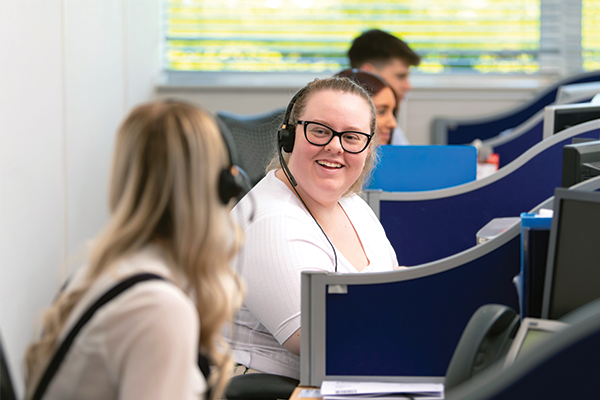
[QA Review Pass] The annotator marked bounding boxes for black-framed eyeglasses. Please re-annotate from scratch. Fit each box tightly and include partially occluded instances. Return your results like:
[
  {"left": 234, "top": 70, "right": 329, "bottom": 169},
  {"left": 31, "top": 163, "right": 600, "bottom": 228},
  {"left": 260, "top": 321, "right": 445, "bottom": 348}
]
[{"left": 296, "top": 120, "right": 372, "bottom": 154}]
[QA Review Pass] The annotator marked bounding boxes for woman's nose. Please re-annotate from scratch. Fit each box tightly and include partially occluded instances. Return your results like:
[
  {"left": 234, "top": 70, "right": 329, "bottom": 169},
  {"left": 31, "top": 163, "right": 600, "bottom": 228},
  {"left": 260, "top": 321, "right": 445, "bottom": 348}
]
[
  {"left": 325, "top": 134, "right": 344, "bottom": 153},
  {"left": 388, "top": 114, "right": 397, "bottom": 129}
]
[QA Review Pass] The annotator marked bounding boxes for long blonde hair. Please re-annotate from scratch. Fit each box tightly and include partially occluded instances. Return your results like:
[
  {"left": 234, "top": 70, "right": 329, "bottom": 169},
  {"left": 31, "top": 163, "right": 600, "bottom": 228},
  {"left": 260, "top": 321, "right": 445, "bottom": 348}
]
[
  {"left": 268, "top": 77, "right": 380, "bottom": 195},
  {"left": 24, "top": 100, "right": 244, "bottom": 399}
]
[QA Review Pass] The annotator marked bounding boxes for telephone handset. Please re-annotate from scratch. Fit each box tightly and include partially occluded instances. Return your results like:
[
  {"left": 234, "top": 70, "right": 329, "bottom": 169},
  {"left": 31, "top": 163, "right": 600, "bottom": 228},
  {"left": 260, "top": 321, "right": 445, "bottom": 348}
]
[{"left": 445, "top": 304, "right": 520, "bottom": 391}]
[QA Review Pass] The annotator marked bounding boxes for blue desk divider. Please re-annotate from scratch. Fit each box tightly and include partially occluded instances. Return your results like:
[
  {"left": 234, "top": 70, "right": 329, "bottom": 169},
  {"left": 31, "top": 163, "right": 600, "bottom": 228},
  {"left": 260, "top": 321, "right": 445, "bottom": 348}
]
[
  {"left": 487, "top": 113, "right": 545, "bottom": 169},
  {"left": 486, "top": 94, "right": 596, "bottom": 169},
  {"left": 365, "top": 119, "right": 600, "bottom": 267},
  {"left": 365, "top": 145, "right": 477, "bottom": 192},
  {"left": 301, "top": 176, "right": 600, "bottom": 388},
  {"left": 300, "top": 222, "right": 521, "bottom": 387},
  {"left": 431, "top": 70, "right": 600, "bottom": 145}
]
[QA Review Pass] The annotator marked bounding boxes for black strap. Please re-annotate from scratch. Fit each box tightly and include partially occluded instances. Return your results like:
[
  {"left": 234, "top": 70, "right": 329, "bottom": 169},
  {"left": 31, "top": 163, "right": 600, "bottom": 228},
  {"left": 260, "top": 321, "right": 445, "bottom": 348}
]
[{"left": 31, "top": 273, "right": 165, "bottom": 400}]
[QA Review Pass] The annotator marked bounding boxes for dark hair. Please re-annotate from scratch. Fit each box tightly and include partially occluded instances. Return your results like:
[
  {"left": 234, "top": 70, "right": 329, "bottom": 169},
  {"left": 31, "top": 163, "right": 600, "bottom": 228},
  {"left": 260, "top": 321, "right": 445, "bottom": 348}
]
[
  {"left": 348, "top": 29, "right": 421, "bottom": 68},
  {"left": 335, "top": 68, "right": 398, "bottom": 102}
]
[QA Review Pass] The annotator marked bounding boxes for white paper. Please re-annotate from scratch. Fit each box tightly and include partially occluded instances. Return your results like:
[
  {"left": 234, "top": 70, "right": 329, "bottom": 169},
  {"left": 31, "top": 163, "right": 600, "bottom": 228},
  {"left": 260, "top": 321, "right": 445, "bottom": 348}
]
[
  {"left": 298, "top": 389, "right": 322, "bottom": 398},
  {"left": 320, "top": 381, "right": 443, "bottom": 396}
]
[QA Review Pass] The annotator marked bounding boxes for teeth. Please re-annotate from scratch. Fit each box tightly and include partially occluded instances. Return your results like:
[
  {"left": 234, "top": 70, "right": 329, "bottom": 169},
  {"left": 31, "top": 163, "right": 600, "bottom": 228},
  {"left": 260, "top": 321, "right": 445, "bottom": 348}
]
[{"left": 318, "top": 160, "right": 342, "bottom": 168}]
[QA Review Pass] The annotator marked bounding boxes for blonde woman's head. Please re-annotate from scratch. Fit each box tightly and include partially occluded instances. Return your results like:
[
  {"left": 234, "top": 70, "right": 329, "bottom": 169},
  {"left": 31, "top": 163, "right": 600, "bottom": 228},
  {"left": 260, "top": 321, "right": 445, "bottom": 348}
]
[{"left": 25, "top": 100, "right": 243, "bottom": 400}]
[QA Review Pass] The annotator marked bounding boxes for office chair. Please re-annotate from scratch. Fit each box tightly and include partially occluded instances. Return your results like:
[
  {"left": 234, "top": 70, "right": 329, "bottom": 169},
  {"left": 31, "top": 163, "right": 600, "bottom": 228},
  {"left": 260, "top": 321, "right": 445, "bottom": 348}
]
[
  {"left": 225, "top": 373, "right": 299, "bottom": 400},
  {"left": 1, "top": 332, "right": 17, "bottom": 400},
  {"left": 444, "top": 304, "right": 520, "bottom": 392},
  {"left": 216, "top": 108, "right": 286, "bottom": 186}
]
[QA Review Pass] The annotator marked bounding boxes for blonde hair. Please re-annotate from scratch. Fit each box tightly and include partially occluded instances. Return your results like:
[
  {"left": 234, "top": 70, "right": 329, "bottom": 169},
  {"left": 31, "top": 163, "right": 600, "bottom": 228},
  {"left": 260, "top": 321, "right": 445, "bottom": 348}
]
[
  {"left": 24, "top": 101, "right": 244, "bottom": 399},
  {"left": 268, "top": 77, "right": 380, "bottom": 195}
]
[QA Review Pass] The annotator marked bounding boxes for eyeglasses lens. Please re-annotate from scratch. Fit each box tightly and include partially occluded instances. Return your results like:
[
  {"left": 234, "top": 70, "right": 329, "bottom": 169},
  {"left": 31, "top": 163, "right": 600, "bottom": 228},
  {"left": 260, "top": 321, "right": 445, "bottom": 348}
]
[{"left": 305, "top": 122, "right": 368, "bottom": 153}]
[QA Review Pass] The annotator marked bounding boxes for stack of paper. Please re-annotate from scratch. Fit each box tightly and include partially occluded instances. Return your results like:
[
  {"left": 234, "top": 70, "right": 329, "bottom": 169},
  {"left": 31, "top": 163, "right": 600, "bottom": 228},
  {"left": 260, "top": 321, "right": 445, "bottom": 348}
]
[{"left": 320, "top": 381, "right": 444, "bottom": 400}]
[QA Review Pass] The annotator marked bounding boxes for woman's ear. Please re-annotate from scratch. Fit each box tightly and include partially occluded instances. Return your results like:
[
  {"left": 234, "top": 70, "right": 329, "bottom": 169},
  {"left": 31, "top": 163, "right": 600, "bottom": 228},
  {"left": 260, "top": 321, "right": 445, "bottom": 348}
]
[{"left": 359, "top": 63, "right": 377, "bottom": 74}]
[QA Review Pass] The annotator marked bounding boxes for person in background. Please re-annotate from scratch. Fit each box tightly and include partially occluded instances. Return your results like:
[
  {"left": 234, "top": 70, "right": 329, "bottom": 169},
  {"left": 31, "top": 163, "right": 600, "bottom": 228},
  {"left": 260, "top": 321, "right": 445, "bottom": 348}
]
[
  {"left": 224, "top": 77, "right": 398, "bottom": 381},
  {"left": 24, "top": 101, "right": 244, "bottom": 400},
  {"left": 336, "top": 68, "right": 398, "bottom": 145},
  {"left": 348, "top": 29, "right": 421, "bottom": 145}
]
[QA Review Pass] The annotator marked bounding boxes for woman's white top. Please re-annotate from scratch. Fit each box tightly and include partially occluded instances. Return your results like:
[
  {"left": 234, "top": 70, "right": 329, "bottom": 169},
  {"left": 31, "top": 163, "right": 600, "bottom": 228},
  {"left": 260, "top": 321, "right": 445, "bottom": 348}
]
[
  {"left": 42, "top": 245, "right": 206, "bottom": 400},
  {"left": 225, "top": 170, "right": 398, "bottom": 379}
]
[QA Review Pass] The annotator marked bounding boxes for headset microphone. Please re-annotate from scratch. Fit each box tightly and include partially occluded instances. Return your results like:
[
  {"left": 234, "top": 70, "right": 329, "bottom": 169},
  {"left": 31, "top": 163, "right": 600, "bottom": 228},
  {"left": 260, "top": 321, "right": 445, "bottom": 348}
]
[
  {"left": 277, "top": 86, "right": 310, "bottom": 188},
  {"left": 276, "top": 86, "right": 338, "bottom": 272},
  {"left": 278, "top": 147, "right": 297, "bottom": 188}
]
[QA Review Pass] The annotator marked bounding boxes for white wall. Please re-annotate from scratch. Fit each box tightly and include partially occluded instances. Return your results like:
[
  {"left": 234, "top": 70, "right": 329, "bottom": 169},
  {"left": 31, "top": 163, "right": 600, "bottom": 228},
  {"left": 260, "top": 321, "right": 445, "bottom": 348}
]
[
  {"left": 0, "top": 0, "right": 555, "bottom": 397},
  {"left": 0, "top": 0, "right": 160, "bottom": 396},
  {"left": 1, "top": 1, "right": 66, "bottom": 396}
]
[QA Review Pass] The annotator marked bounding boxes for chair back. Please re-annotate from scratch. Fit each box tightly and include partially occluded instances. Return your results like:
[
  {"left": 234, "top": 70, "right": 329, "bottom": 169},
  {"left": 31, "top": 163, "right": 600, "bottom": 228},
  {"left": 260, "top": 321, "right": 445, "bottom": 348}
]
[{"left": 216, "top": 108, "right": 286, "bottom": 186}]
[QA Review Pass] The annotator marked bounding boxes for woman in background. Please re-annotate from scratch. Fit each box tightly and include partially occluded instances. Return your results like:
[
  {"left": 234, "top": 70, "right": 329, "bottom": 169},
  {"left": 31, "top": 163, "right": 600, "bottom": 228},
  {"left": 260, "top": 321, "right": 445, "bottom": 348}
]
[
  {"left": 336, "top": 68, "right": 398, "bottom": 145},
  {"left": 24, "top": 101, "right": 244, "bottom": 400}
]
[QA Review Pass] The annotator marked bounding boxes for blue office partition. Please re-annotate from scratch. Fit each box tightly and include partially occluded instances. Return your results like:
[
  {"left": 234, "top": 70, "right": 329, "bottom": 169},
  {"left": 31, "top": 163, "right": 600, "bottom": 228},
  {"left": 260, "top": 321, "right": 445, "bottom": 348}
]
[{"left": 365, "top": 145, "right": 477, "bottom": 192}]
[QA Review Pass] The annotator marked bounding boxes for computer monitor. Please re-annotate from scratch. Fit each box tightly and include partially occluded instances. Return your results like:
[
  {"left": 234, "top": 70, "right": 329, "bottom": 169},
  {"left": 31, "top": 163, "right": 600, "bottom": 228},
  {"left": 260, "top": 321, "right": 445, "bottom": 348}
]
[
  {"left": 542, "top": 103, "right": 600, "bottom": 139},
  {"left": 541, "top": 188, "right": 600, "bottom": 320},
  {"left": 562, "top": 140, "right": 600, "bottom": 187},
  {"left": 554, "top": 82, "right": 600, "bottom": 104}
]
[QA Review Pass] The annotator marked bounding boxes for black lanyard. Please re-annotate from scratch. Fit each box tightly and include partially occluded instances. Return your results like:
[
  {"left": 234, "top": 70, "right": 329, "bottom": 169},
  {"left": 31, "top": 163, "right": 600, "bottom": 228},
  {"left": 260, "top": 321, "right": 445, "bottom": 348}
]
[{"left": 31, "top": 273, "right": 164, "bottom": 400}]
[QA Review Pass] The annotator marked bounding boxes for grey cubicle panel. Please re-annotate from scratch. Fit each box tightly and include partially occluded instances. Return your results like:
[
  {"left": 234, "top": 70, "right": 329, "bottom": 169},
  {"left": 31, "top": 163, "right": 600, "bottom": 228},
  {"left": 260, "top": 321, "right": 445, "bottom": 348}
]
[
  {"left": 364, "top": 119, "right": 600, "bottom": 267},
  {"left": 301, "top": 176, "right": 600, "bottom": 388},
  {"left": 300, "top": 222, "right": 521, "bottom": 387}
]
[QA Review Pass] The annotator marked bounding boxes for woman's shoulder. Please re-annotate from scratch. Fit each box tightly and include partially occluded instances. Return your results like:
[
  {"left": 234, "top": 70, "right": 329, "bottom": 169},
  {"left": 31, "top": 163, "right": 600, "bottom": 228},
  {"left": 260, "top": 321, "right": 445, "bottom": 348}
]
[
  {"left": 233, "top": 170, "right": 306, "bottom": 224},
  {"left": 340, "top": 193, "right": 376, "bottom": 216},
  {"left": 108, "top": 248, "right": 195, "bottom": 315},
  {"left": 66, "top": 247, "right": 196, "bottom": 332}
]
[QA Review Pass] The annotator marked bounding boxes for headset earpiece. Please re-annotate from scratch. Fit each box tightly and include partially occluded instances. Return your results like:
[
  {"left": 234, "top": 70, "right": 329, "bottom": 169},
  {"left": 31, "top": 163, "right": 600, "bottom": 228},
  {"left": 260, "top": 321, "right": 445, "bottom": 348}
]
[
  {"left": 277, "top": 123, "right": 295, "bottom": 153},
  {"left": 278, "top": 87, "right": 308, "bottom": 154},
  {"left": 216, "top": 117, "right": 251, "bottom": 205},
  {"left": 219, "top": 165, "right": 244, "bottom": 205}
]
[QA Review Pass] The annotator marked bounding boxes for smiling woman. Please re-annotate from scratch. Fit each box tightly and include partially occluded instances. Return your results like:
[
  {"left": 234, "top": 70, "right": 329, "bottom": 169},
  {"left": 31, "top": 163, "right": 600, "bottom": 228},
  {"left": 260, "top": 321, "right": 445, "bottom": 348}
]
[{"left": 223, "top": 77, "right": 399, "bottom": 381}]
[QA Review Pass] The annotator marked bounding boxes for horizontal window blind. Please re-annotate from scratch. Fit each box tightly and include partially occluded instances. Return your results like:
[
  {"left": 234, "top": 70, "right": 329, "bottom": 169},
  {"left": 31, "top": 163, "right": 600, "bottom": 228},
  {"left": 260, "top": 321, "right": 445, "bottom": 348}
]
[
  {"left": 165, "top": 0, "right": 541, "bottom": 74},
  {"left": 583, "top": 0, "right": 600, "bottom": 71}
]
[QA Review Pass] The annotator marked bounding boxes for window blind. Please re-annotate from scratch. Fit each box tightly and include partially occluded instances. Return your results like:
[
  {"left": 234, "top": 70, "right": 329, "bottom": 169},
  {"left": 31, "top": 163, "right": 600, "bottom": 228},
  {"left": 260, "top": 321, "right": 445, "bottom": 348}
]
[
  {"left": 583, "top": 0, "right": 600, "bottom": 71},
  {"left": 164, "top": 0, "right": 591, "bottom": 76},
  {"left": 165, "top": 0, "right": 540, "bottom": 74}
]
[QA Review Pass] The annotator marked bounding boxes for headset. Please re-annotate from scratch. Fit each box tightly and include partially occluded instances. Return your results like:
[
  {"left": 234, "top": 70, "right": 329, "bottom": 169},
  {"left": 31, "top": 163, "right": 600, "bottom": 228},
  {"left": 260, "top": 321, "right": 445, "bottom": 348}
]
[
  {"left": 277, "top": 86, "right": 309, "bottom": 154},
  {"left": 276, "top": 86, "right": 338, "bottom": 272},
  {"left": 216, "top": 117, "right": 252, "bottom": 205}
]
